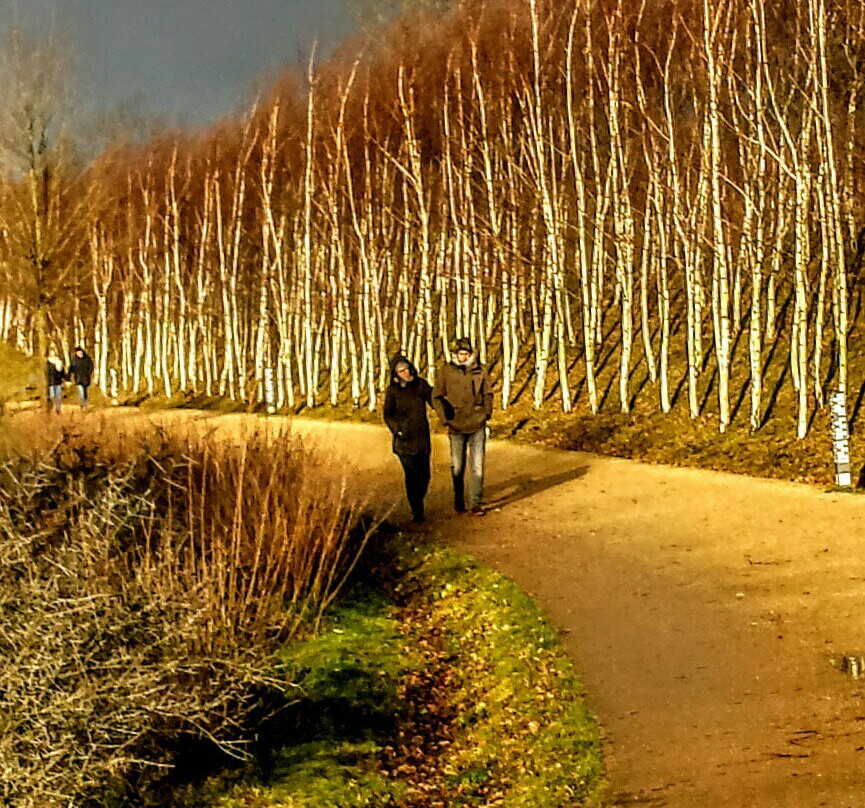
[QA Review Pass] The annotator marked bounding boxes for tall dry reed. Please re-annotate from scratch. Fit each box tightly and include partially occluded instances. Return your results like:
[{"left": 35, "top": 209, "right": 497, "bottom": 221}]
[{"left": 0, "top": 418, "right": 370, "bottom": 807}]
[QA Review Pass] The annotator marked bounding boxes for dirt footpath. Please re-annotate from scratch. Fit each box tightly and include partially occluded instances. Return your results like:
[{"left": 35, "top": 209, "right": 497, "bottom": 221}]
[{"left": 153, "top": 413, "right": 865, "bottom": 806}]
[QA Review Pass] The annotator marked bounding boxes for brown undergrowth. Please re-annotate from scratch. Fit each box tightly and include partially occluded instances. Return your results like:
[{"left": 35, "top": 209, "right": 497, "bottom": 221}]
[
  {"left": 491, "top": 400, "right": 855, "bottom": 486},
  {"left": 0, "top": 416, "right": 370, "bottom": 807}
]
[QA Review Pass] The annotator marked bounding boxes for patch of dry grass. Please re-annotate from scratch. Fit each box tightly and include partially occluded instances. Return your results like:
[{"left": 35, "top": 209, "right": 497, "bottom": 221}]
[{"left": 0, "top": 419, "right": 370, "bottom": 807}]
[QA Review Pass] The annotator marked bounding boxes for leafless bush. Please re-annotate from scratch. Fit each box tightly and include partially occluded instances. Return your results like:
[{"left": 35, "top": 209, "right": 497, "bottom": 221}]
[{"left": 0, "top": 423, "right": 369, "bottom": 807}]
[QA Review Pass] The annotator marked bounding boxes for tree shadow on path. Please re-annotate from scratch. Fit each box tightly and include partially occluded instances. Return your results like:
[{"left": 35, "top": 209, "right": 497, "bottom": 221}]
[{"left": 483, "top": 466, "right": 589, "bottom": 511}]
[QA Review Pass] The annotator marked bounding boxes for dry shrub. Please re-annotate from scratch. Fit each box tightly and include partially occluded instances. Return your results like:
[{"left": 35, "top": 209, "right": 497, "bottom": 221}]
[{"left": 0, "top": 422, "right": 370, "bottom": 807}]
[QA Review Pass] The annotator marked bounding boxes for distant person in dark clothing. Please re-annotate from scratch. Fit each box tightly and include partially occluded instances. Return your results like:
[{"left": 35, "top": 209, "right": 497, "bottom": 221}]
[
  {"left": 45, "top": 347, "right": 65, "bottom": 414},
  {"left": 68, "top": 346, "right": 94, "bottom": 409},
  {"left": 433, "top": 337, "right": 493, "bottom": 515},
  {"left": 383, "top": 354, "right": 434, "bottom": 523}
]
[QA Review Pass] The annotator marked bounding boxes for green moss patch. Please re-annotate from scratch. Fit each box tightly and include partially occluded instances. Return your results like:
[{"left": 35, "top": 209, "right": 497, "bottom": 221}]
[
  {"left": 386, "top": 542, "right": 602, "bottom": 807},
  {"left": 177, "top": 538, "right": 602, "bottom": 808}
]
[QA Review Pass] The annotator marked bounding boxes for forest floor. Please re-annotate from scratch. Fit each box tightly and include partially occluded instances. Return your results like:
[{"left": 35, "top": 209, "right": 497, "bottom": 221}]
[
  {"left": 152, "top": 385, "right": 864, "bottom": 487},
  {"left": 137, "top": 410, "right": 865, "bottom": 808},
  {"left": 277, "top": 395, "right": 862, "bottom": 488}
]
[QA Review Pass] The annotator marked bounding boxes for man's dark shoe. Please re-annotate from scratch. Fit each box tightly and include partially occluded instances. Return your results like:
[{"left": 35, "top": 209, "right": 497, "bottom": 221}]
[{"left": 470, "top": 505, "right": 486, "bottom": 516}]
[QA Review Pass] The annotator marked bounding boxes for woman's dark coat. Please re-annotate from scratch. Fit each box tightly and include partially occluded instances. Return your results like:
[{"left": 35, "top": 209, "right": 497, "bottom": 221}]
[
  {"left": 383, "top": 355, "right": 433, "bottom": 456},
  {"left": 45, "top": 361, "right": 65, "bottom": 387}
]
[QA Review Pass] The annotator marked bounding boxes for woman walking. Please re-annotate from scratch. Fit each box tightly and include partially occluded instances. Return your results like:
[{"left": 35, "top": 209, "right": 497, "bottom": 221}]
[
  {"left": 45, "top": 347, "right": 65, "bottom": 414},
  {"left": 383, "top": 354, "right": 434, "bottom": 523}
]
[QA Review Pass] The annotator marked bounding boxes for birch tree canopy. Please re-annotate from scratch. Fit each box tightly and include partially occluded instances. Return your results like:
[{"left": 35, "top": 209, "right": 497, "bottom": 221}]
[{"left": 2, "top": 0, "right": 865, "bottom": 443}]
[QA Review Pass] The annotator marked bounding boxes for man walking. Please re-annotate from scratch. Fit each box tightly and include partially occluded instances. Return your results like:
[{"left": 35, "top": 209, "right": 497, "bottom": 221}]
[
  {"left": 433, "top": 337, "right": 493, "bottom": 515},
  {"left": 383, "top": 354, "right": 434, "bottom": 523},
  {"left": 68, "top": 346, "right": 94, "bottom": 410}
]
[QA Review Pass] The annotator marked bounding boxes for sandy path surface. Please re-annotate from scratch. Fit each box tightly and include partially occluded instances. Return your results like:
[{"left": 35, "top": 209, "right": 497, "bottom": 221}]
[{"left": 129, "top": 412, "right": 865, "bottom": 806}]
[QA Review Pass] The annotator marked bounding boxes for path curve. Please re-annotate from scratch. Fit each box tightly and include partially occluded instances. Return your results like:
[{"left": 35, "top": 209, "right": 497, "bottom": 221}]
[{"left": 147, "top": 412, "right": 865, "bottom": 806}]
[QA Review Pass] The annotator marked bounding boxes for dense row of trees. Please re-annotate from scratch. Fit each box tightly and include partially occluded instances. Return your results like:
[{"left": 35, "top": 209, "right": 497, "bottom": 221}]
[{"left": 2, "top": 0, "right": 865, "bottom": 436}]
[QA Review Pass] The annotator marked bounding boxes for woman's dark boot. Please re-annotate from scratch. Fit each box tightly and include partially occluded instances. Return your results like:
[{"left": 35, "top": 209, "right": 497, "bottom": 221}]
[{"left": 452, "top": 474, "right": 466, "bottom": 513}]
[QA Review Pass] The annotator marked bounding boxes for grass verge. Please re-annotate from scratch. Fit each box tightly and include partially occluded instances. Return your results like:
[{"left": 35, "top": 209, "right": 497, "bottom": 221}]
[{"left": 177, "top": 534, "right": 602, "bottom": 808}]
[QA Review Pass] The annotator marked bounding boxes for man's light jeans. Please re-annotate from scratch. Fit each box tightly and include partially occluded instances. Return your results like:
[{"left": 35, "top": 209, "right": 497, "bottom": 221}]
[{"left": 448, "top": 428, "right": 486, "bottom": 509}]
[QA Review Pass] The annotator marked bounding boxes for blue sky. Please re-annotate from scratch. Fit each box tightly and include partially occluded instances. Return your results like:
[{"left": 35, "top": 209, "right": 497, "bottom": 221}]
[{"left": 0, "top": 0, "right": 357, "bottom": 127}]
